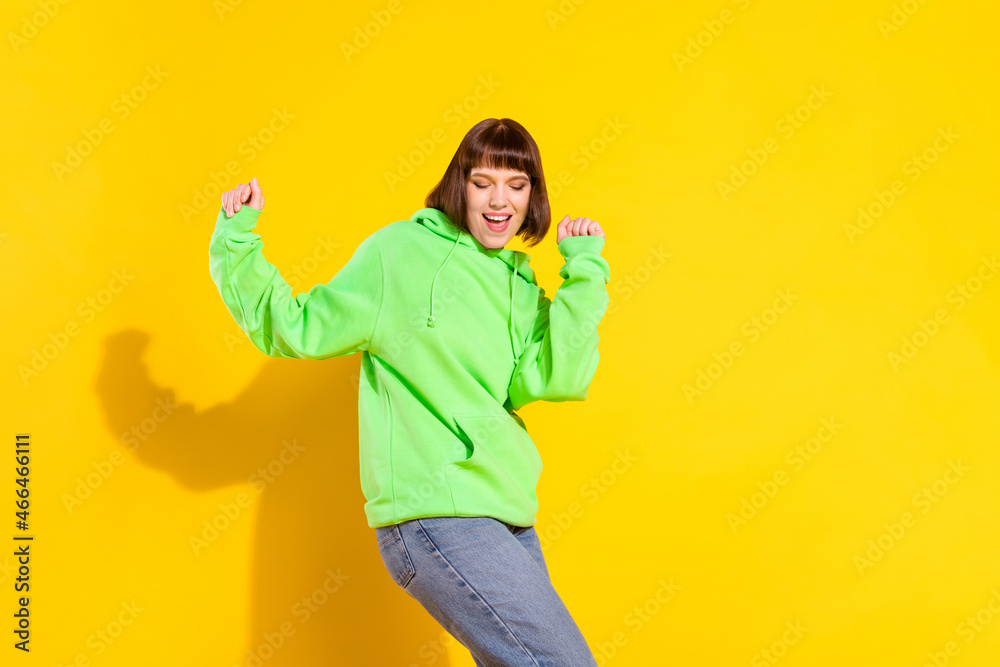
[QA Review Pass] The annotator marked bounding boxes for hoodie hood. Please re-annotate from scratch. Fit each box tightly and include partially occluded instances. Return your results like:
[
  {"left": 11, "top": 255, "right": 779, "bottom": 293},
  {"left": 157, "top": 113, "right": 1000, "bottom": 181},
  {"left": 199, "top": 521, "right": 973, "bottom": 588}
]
[{"left": 410, "top": 207, "right": 536, "bottom": 364}]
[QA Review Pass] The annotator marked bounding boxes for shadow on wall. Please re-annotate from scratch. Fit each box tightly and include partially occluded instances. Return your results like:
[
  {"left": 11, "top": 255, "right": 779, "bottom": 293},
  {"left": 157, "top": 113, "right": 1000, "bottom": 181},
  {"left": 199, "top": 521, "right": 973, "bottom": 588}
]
[{"left": 93, "top": 328, "right": 450, "bottom": 666}]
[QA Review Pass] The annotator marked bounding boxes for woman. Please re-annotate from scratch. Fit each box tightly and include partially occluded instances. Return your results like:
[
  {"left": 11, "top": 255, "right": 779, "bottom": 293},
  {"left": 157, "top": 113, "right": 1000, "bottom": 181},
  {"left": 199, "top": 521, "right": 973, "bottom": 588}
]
[{"left": 209, "top": 118, "right": 610, "bottom": 665}]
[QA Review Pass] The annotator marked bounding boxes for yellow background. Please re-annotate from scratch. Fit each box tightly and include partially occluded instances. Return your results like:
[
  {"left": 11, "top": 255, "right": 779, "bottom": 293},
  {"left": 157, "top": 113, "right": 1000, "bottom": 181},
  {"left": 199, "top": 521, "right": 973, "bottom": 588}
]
[{"left": 3, "top": 0, "right": 999, "bottom": 664}]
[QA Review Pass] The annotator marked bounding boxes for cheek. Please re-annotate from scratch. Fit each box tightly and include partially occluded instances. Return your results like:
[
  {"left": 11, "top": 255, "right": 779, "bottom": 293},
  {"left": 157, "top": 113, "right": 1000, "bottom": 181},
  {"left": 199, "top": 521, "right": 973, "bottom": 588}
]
[{"left": 467, "top": 188, "right": 487, "bottom": 208}]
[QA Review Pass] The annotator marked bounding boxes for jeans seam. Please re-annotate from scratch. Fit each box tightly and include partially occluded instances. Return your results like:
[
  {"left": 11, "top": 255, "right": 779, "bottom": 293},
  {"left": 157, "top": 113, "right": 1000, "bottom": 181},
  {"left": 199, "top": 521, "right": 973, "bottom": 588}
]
[
  {"left": 415, "top": 518, "right": 541, "bottom": 666},
  {"left": 376, "top": 524, "right": 397, "bottom": 548},
  {"left": 379, "top": 524, "right": 416, "bottom": 588}
]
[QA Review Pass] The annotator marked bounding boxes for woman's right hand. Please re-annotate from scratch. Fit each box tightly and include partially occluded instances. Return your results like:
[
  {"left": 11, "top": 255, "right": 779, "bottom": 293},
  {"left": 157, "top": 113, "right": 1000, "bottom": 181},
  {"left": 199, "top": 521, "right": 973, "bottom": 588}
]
[
  {"left": 556, "top": 214, "right": 605, "bottom": 243},
  {"left": 222, "top": 176, "right": 265, "bottom": 217}
]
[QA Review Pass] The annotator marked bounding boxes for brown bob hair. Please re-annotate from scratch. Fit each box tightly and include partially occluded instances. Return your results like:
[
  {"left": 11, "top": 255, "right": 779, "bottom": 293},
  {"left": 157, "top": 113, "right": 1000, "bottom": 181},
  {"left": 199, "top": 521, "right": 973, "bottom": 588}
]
[{"left": 425, "top": 118, "right": 551, "bottom": 248}]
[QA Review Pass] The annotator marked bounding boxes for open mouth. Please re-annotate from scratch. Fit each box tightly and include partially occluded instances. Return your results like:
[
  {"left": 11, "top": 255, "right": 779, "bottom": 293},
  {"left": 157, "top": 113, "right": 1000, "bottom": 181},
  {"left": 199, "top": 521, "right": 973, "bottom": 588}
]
[{"left": 483, "top": 213, "right": 512, "bottom": 231}]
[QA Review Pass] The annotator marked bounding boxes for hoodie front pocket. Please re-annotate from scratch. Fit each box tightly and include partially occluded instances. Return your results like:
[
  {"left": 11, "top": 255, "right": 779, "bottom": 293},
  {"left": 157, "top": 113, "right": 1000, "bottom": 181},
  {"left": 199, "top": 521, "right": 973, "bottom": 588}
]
[{"left": 446, "top": 411, "right": 543, "bottom": 517}]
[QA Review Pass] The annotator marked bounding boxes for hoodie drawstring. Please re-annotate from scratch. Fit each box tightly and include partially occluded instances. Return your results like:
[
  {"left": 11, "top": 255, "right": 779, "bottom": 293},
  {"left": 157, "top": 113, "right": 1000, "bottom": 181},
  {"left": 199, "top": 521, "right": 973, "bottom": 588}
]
[
  {"left": 426, "top": 231, "right": 520, "bottom": 365},
  {"left": 509, "top": 254, "right": 518, "bottom": 363},
  {"left": 426, "top": 233, "right": 462, "bottom": 328}
]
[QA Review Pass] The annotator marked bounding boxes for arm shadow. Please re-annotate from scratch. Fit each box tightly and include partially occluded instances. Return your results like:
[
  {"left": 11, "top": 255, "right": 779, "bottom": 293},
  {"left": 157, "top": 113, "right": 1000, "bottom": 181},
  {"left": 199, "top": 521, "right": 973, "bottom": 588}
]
[{"left": 93, "top": 328, "right": 450, "bottom": 665}]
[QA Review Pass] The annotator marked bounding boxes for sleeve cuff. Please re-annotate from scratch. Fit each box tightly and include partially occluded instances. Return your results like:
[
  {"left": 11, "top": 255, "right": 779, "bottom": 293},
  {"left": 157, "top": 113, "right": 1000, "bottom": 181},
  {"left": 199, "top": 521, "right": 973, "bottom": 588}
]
[
  {"left": 557, "top": 234, "right": 605, "bottom": 258},
  {"left": 213, "top": 204, "right": 262, "bottom": 236},
  {"left": 557, "top": 234, "right": 610, "bottom": 283}
]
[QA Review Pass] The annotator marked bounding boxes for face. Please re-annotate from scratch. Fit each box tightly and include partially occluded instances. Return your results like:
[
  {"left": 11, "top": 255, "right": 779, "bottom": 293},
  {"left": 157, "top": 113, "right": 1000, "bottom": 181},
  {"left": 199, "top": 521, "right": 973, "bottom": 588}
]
[{"left": 464, "top": 165, "right": 531, "bottom": 249}]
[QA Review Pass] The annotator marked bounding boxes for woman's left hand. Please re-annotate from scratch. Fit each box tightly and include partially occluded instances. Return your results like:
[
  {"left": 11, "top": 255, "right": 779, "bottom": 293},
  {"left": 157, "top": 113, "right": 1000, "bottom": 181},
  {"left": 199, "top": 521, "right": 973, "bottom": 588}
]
[{"left": 556, "top": 215, "right": 605, "bottom": 244}]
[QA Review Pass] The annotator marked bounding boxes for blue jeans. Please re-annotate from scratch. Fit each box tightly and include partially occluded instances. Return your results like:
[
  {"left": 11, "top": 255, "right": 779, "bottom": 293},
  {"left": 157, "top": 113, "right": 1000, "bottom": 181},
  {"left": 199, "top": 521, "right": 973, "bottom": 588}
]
[{"left": 375, "top": 515, "right": 599, "bottom": 666}]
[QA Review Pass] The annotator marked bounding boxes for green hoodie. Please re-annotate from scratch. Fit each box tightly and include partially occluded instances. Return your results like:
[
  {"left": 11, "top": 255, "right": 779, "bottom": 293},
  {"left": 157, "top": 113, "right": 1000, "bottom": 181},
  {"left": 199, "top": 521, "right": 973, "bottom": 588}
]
[{"left": 208, "top": 204, "right": 611, "bottom": 528}]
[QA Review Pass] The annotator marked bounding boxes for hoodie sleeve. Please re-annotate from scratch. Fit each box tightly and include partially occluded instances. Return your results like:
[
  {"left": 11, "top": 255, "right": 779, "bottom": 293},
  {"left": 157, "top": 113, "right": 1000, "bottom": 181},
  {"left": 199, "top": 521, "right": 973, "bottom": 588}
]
[
  {"left": 208, "top": 204, "right": 384, "bottom": 360},
  {"left": 507, "top": 235, "right": 611, "bottom": 411}
]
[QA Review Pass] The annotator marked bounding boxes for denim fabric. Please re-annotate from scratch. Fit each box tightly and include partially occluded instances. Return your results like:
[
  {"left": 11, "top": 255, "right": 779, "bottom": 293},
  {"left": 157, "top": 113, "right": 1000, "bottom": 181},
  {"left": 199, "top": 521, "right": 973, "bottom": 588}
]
[{"left": 375, "top": 515, "right": 598, "bottom": 666}]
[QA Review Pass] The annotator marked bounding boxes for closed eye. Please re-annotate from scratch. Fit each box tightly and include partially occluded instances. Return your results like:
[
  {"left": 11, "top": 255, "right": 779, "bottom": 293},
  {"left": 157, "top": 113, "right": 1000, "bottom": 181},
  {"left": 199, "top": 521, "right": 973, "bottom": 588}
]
[{"left": 474, "top": 183, "right": 526, "bottom": 191}]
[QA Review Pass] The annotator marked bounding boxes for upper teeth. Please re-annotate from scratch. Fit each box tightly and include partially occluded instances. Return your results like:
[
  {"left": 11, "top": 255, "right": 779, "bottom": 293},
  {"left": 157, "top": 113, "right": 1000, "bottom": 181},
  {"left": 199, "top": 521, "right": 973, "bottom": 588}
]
[{"left": 486, "top": 215, "right": 510, "bottom": 221}]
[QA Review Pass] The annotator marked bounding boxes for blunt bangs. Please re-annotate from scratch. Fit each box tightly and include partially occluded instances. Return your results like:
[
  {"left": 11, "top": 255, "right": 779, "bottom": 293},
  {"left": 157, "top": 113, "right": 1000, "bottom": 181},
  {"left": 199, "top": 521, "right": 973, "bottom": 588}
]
[{"left": 425, "top": 118, "right": 551, "bottom": 248}]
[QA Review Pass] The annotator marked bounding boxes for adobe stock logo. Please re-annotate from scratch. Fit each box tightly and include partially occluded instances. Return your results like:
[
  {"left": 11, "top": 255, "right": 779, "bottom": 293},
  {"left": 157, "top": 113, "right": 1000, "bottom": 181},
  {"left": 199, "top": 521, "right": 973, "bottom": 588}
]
[
  {"left": 7, "top": 0, "right": 73, "bottom": 53},
  {"left": 844, "top": 126, "right": 958, "bottom": 243},
  {"left": 853, "top": 459, "right": 969, "bottom": 575},
  {"left": 878, "top": 0, "right": 931, "bottom": 40},
  {"left": 546, "top": 117, "right": 628, "bottom": 201},
  {"left": 887, "top": 255, "right": 997, "bottom": 372},
  {"left": 717, "top": 85, "right": 833, "bottom": 202},
  {"left": 19, "top": 268, "right": 135, "bottom": 386},
  {"left": 751, "top": 620, "right": 808, "bottom": 667},
  {"left": 683, "top": 288, "right": 799, "bottom": 404},
  {"left": 672, "top": 0, "right": 754, "bottom": 73},
  {"left": 180, "top": 107, "right": 295, "bottom": 223},
  {"left": 384, "top": 75, "right": 501, "bottom": 192},
  {"left": 920, "top": 588, "right": 1000, "bottom": 667},
  {"left": 593, "top": 577, "right": 681, "bottom": 665},
  {"left": 726, "top": 417, "right": 843, "bottom": 534},
  {"left": 52, "top": 66, "right": 168, "bottom": 182},
  {"left": 339, "top": 0, "right": 417, "bottom": 63}
]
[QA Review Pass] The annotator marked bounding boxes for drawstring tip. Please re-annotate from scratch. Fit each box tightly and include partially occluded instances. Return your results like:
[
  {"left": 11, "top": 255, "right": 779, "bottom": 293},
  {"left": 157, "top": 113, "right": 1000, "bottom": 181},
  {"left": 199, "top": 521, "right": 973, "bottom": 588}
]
[{"left": 426, "top": 316, "right": 436, "bottom": 328}]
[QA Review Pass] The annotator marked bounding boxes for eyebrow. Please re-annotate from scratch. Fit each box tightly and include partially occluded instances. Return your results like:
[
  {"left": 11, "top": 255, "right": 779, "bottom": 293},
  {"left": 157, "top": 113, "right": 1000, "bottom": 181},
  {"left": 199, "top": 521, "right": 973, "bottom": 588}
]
[{"left": 470, "top": 171, "right": 530, "bottom": 182}]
